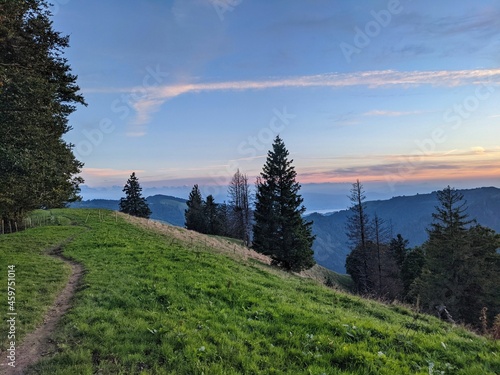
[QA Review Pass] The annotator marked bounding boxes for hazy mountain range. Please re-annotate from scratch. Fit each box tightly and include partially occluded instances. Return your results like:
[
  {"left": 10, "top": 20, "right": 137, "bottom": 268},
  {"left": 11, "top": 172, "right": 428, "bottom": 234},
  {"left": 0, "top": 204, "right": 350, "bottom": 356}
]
[
  {"left": 308, "top": 187, "right": 500, "bottom": 273},
  {"left": 70, "top": 195, "right": 187, "bottom": 227},
  {"left": 71, "top": 187, "right": 500, "bottom": 274}
]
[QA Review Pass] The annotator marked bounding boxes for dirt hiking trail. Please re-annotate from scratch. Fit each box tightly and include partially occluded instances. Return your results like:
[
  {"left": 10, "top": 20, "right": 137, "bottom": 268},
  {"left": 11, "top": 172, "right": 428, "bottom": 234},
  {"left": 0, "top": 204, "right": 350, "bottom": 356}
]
[{"left": 0, "top": 246, "right": 84, "bottom": 375}]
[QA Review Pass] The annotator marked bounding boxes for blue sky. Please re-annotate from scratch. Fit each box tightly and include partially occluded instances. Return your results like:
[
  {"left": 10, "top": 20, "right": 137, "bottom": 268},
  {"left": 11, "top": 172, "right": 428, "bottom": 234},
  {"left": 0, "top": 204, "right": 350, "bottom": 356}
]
[{"left": 52, "top": 0, "right": 500, "bottom": 207}]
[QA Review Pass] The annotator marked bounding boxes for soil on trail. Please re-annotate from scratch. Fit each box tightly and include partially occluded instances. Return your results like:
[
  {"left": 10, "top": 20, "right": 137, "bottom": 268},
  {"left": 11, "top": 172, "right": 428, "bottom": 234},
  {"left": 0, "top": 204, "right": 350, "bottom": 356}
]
[{"left": 0, "top": 247, "right": 84, "bottom": 375}]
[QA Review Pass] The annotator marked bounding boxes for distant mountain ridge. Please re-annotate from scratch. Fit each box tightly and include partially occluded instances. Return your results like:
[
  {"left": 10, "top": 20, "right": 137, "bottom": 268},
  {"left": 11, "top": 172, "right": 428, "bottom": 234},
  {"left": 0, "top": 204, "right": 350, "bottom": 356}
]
[
  {"left": 308, "top": 187, "right": 500, "bottom": 274},
  {"left": 70, "top": 195, "right": 187, "bottom": 227}
]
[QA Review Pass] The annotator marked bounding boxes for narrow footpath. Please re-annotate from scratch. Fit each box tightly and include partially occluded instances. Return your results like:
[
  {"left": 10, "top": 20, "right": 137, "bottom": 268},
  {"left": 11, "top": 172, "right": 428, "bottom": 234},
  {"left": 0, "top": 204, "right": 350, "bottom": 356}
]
[{"left": 0, "top": 246, "right": 84, "bottom": 375}]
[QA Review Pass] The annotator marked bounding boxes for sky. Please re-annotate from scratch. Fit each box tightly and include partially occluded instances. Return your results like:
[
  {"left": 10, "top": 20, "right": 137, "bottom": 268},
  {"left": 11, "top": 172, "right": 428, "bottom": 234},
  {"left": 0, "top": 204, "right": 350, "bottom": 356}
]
[{"left": 51, "top": 0, "right": 500, "bottom": 209}]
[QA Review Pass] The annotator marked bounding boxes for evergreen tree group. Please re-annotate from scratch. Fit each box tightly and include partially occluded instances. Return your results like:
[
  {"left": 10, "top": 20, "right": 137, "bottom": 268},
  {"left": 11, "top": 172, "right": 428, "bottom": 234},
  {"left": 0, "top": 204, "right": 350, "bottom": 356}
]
[
  {"left": 183, "top": 163, "right": 250, "bottom": 238},
  {"left": 184, "top": 137, "right": 316, "bottom": 272},
  {"left": 416, "top": 186, "right": 500, "bottom": 329},
  {"left": 0, "top": 0, "right": 85, "bottom": 227},
  {"left": 119, "top": 173, "right": 151, "bottom": 218},
  {"left": 345, "top": 183, "right": 500, "bottom": 331},
  {"left": 184, "top": 185, "right": 230, "bottom": 236}
]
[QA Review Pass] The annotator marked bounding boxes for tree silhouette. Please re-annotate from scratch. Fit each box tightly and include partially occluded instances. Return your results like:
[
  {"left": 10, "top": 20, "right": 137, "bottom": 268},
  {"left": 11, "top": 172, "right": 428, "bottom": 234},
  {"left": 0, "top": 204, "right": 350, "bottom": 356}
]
[
  {"left": 345, "top": 180, "right": 372, "bottom": 293},
  {"left": 119, "top": 173, "right": 151, "bottom": 218},
  {"left": 253, "top": 136, "right": 315, "bottom": 272},
  {"left": 185, "top": 184, "right": 206, "bottom": 232},
  {"left": 228, "top": 169, "right": 251, "bottom": 245},
  {"left": 417, "top": 186, "right": 500, "bottom": 328}
]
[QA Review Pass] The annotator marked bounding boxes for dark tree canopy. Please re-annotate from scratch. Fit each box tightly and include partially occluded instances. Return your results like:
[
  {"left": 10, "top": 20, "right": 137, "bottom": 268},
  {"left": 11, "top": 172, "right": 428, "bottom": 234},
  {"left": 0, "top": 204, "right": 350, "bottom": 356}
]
[
  {"left": 204, "top": 194, "right": 220, "bottom": 235},
  {"left": 0, "top": 0, "right": 86, "bottom": 224},
  {"left": 119, "top": 173, "right": 151, "bottom": 218},
  {"left": 416, "top": 186, "right": 500, "bottom": 328},
  {"left": 253, "top": 136, "right": 315, "bottom": 272},
  {"left": 429, "top": 186, "right": 473, "bottom": 237},
  {"left": 390, "top": 234, "right": 409, "bottom": 269},
  {"left": 400, "top": 246, "right": 425, "bottom": 300},
  {"left": 185, "top": 184, "right": 206, "bottom": 233}
]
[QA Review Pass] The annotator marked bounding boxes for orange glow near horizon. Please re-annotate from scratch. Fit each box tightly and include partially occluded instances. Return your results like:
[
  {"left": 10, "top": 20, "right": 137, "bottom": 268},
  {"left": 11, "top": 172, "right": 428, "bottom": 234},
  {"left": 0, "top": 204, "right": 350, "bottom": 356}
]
[
  {"left": 296, "top": 163, "right": 500, "bottom": 185},
  {"left": 80, "top": 148, "right": 500, "bottom": 189}
]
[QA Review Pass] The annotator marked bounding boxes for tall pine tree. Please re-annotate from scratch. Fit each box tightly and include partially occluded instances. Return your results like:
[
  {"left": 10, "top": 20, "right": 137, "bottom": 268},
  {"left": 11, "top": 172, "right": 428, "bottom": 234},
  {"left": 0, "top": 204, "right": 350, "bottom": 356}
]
[
  {"left": 119, "top": 173, "right": 151, "bottom": 218},
  {"left": 204, "top": 194, "right": 219, "bottom": 235},
  {"left": 253, "top": 136, "right": 315, "bottom": 272},
  {"left": 417, "top": 187, "right": 471, "bottom": 318},
  {"left": 185, "top": 184, "right": 206, "bottom": 233},
  {"left": 390, "top": 234, "right": 409, "bottom": 270}
]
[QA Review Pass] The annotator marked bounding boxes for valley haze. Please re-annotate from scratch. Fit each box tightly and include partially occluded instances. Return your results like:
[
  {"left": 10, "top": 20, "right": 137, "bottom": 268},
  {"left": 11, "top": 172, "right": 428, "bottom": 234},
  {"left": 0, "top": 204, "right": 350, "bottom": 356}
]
[{"left": 79, "top": 179, "right": 499, "bottom": 213}]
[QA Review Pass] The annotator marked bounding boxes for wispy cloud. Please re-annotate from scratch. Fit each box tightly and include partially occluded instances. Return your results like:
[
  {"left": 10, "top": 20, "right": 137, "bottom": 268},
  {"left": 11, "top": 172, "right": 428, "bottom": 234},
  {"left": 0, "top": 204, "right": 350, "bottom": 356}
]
[
  {"left": 297, "top": 148, "right": 500, "bottom": 184},
  {"left": 87, "top": 68, "right": 500, "bottom": 135}
]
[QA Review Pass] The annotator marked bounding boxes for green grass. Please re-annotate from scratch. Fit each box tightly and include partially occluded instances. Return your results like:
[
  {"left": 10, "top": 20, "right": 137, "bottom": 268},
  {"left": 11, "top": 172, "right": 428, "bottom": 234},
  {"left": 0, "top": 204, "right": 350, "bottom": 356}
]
[
  {"left": 0, "top": 212, "right": 87, "bottom": 349},
  {"left": 0, "top": 208, "right": 499, "bottom": 374}
]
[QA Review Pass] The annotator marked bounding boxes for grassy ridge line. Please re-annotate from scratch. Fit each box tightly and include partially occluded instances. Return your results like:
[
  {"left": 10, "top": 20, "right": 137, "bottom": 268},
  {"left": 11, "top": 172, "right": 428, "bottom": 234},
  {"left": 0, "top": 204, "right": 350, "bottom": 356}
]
[
  {"left": 0, "top": 216, "right": 87, "bottom": 351},
  {"left": 1, "top": 209, "right": 498, "bottom": 374},
  {"left": 120, "top": 213, "right": 353, "bottom": 292},
  {"left": 120, "top": 213, "right": 273, "bottom": 265}
]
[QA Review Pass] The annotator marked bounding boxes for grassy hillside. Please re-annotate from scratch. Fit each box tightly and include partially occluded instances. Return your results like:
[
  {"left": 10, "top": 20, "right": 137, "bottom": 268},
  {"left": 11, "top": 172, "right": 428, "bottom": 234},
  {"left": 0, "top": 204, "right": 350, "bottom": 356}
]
[{"left": 0, "top": 209, "right": 498, "bottom": 374}]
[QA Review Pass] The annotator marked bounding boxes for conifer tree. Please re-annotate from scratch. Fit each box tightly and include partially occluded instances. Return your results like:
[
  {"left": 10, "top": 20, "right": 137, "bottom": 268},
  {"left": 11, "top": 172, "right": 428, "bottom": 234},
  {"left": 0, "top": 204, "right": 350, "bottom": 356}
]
[
  {"left": 216, "top": 202, "right": 231, "bottom": 237},
  {"left": 119, "top": 173, "right": 151, "bottom": 218},
  {"left": 390, "top": 234, "right": 409, "bottom": 269},
  {"left": 416, "top": 186, "right": 500, "bottom": 327},
  {"left": 386, "top": 233, "right": 410, "bottom": 299},
  {"left": 429, "top": 186, "right": 473, "bottom": 236},
  {"left": 204, "top": 194, "right": 219, "bottom": 235},
  {"left": 345, "top": 180, "right": 372, "bottom": 293},
  {"left": 401, "top": 246, "right": 425, "bottom": 301},
  {"left": 0, "top": 0, "right": 86, "bottom": 224},
  {"left": 185, "top": 184, "right": 206, "bottom": 233},
  {"left": 253, "top": 136, "right": 315, "bottom": 272},
  {"left": 417, "top": 187, "right": 471, "bottom": 316}
]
